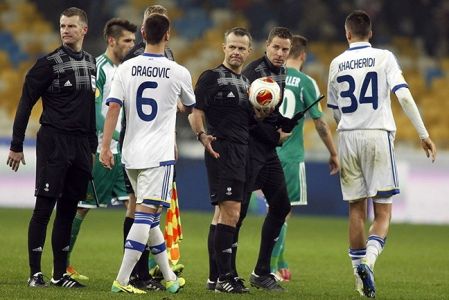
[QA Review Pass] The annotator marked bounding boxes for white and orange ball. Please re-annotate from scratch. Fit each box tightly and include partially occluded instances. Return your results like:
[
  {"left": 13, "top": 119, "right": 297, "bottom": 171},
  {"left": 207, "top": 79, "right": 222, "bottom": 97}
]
[{"left": 249, "top": 77, "right": 281, "bottom": 110}]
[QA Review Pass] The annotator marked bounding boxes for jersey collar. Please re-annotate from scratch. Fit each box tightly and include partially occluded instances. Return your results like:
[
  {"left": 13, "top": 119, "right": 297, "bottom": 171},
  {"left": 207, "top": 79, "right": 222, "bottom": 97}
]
[
  {"left": 220, "top": 64, "right": 242, "bottom": 76},
  {"left": 347, "top": 42, "right": 371, "bottom": 51},
  {"left": 62, "top": 44, "right": 84, "bottom": 60},
  {"left": 101, "top": 53, "right": 114, "bottom": 66},
  {"left": 142, "top": 53, "right": 165, "bottom": 57},
  {"left": 263, "top": 55, "right": 283, "bottom": 74}
]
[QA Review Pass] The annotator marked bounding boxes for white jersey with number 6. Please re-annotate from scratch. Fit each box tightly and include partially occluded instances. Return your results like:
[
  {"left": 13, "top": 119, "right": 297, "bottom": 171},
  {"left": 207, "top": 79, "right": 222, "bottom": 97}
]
[
  {"left": 327, "top": 42, "right": 408, "bottom": 132},
  {"left": 106, "top": 53, "right": 195, "bottom": 169}
]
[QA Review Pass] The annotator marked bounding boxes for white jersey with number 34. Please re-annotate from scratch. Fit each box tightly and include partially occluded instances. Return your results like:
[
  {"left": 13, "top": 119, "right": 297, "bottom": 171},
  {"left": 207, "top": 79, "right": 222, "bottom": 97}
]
[
  {"left": 107, "top": 53, "right": 195, "bottom": 169},
  {"left": 327, "top": 42, "right": 408, "bottom": 132}
]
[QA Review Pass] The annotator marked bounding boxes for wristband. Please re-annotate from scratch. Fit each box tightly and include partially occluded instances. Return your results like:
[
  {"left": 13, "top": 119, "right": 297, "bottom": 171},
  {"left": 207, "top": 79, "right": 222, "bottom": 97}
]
[{"left": 196, "top": 131, "right": 205, "bottom": 141}]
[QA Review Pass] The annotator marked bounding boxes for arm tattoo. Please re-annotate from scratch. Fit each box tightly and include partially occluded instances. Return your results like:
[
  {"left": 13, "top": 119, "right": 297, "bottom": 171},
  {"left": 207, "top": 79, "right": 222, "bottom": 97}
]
[{"left": 315, "top": 119, "right": 329, "bottom": 138}]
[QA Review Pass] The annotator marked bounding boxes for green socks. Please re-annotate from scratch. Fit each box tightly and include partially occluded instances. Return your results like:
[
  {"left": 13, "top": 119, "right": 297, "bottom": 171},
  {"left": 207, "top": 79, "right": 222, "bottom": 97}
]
[
  {"left": 270, "top": 222, "right": 288, "bottom": 272},
  {"left": 67, "top": 212, "right": 85, "bottom": 264}
]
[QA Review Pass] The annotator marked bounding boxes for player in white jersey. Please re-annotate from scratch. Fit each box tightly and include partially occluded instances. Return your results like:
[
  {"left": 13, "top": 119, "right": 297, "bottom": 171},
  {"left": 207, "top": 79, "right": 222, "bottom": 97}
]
[
  {"left": 327, "top": 10, "right": 436, "bottom": 298},
  {"left": 67, "top": 18, "right": 137, "bottom": 281},
  {"left": 100, "top": 14, "right": 195, "bottom": 294}
]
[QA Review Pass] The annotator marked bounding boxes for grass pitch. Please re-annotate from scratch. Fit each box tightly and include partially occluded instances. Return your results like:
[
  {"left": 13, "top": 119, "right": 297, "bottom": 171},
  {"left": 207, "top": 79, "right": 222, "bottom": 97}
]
[{"left": 0, "top": 208, "right": 448, "bottom": 299}]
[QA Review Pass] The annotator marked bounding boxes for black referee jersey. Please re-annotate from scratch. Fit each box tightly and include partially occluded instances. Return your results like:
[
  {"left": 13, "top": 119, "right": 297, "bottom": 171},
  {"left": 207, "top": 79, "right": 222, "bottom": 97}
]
[
  {"left": 195, "top": 64, "right": 252, "bottom": 144},
  {"left": 243, "top": 55, "right": 290, "bottom": 154},
  {"left": 10, "top": 45, "right": 97, "bottom": 153}
]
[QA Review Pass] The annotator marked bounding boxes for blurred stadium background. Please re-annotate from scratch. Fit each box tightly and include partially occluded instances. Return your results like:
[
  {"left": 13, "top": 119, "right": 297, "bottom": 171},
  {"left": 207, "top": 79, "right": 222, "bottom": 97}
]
[{"left": 0, "top": 0, "right": 448, "bottom": 223}]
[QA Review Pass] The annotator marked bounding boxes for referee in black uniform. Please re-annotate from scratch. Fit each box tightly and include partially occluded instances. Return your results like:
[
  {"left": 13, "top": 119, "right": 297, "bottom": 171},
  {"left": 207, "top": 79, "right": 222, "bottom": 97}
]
[
  {"left": 7, "top": 7, "right": 96, "bottom": 288},
  {"left": 240, "top": 27, "right": 293, "bottom": 291},
  {"left": 189, "top": 27, "right": 253, "bottom": 293}
]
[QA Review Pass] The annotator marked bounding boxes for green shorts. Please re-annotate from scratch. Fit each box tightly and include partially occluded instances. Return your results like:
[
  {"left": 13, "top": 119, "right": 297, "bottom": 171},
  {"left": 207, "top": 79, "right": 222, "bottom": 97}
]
[
  {"left": 78, "top": 153, "right": 129, "bottom": 208},
  {"left": 281, "top": 161, "right": 307, "bottom": 206}
]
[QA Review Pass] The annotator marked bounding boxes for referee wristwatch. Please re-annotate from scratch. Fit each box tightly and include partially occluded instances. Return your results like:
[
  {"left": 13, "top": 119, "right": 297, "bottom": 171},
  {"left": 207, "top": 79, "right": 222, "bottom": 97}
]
[{"left": 196, "top": 131, "right": 205, "bottom": 141}]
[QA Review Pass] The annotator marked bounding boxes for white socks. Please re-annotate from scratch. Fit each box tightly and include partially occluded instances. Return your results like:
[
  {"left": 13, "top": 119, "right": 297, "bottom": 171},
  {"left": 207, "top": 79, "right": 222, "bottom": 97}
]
[
  {"left": 348, "top": 248, "right": 366, "bottom": 274},
  {"left": 116, "top": 212, "right": 155, "bottom": 285},
  {"left": 149, "top": 221, "right": 176, "bottom": 282},
  {"left": 365, "top": 235, "right": 385, "bottom": 270}
]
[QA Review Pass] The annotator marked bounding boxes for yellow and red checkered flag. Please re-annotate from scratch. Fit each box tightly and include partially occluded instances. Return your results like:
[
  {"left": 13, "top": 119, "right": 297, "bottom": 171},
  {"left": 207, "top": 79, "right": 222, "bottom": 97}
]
[{"left": 164, "top": 181, "right": 183, "bottom": 265}]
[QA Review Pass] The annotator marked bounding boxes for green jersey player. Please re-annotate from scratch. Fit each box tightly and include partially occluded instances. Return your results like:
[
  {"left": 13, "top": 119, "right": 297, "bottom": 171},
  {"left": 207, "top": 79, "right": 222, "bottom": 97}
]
[
  {"left": 272, "top": 35, "right": 339, "bottom": 281},
  {"left": 66, "top": 18, "right": 137, "bottom": 281}
]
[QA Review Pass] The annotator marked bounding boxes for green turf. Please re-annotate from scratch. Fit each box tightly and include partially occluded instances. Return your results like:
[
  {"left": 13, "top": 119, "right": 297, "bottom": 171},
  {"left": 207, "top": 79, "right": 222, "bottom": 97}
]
[{"left": 0, "top": 208, "right": 448, "bottom": 299}]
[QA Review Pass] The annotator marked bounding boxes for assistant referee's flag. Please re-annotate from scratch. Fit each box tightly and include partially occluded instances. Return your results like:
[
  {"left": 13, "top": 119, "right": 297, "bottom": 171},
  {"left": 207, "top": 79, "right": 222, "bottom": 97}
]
[{"left": 164, "top": 181, "right": 183, "bottom": 265}]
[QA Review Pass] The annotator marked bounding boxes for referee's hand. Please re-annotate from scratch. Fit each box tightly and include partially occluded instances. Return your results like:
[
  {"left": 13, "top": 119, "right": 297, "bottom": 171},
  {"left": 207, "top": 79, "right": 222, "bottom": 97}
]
[
  {"left": 100, "top": 149, "right": 114, "bottom": 169},
  {"left": 199, "top": 133, "right": 220, "bottom": 159},
  {"left": 7, "top": 150, "right": 26, "bottom": 172}
]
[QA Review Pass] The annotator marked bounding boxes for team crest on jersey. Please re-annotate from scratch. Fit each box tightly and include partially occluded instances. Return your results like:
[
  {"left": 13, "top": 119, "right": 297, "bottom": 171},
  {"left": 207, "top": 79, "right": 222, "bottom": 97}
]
[
  {"left": 91, "top": 75, "right": 96, "bottom": 92},
  {"left": 225, "top": 187, "right": 232, "bottom": 196}
]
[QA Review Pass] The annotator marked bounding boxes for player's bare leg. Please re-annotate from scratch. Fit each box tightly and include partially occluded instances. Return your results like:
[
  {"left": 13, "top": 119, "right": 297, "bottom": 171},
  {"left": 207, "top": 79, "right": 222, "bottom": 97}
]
[
  {"left": 349, "top": 199, "right": 367, "bottom": 249},
  {"left": 124, "top": 193, "right": 137, "bottom": 218},
  {"left": 369, "top": 202, "right": 392, "bottom": 242}
]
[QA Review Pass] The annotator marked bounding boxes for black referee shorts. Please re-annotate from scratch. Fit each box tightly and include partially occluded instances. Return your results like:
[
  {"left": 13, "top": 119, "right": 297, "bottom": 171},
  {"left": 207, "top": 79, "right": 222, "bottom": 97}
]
[
  {"left": 205, "top": 140, "right": 248, "bottom": 205},
  {"left": 35, "top": 126, "right": 91, "bottom": 200},
  {"left": 247, "top": 150, "right": 290, "bottom": 213}
]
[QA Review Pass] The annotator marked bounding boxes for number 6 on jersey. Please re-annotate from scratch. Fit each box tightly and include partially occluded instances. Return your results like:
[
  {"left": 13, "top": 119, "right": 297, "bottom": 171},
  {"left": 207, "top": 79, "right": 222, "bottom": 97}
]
[{"left": 136, "top": 81, "right": 158, "bottom": 122}]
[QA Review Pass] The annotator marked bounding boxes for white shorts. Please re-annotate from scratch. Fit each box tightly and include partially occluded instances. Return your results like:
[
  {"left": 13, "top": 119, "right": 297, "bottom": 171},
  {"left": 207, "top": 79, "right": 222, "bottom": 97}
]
[
  {"left": 126, "top": 165, "right": 174, "bottom": 208},
  {"left": 338, "top": 130, "right": 400, "bottom": 201}
]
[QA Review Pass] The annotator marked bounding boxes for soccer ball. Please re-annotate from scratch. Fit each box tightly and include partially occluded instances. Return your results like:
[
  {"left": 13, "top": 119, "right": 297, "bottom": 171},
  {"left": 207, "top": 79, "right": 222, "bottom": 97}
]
[{"left": 249, "top": 77, "right": 281, "bottom": 110}]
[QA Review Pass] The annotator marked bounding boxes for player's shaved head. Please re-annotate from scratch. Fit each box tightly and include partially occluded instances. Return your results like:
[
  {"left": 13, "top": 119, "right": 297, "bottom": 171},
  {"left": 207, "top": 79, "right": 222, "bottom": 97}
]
[
  {"left": 143, "top": 14, "right": 170, "bottom": 45},
  {"left": 345, "top": 10, "right": 371, "bottom": 38}
]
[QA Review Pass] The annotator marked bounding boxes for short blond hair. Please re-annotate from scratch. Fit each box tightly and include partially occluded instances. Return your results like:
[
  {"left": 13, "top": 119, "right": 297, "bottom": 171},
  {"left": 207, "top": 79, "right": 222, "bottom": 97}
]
[{"left": 143, "top": 5, "right": 168, "bottom": 19}]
